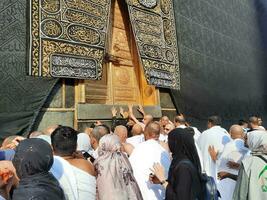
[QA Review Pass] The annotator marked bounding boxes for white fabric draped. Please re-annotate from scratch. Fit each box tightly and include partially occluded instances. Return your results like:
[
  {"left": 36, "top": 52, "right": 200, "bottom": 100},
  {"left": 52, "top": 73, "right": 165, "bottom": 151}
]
[
  {"left": 197, "top": 126, "right": 231, "bottom": 181},
  {"left": 159, "top": 134, "right": 168, "bottom": 143},
  {"left": 126, "top": 134, "right": 145, "bottom": 148},
  {"left": 217, "top": 178, "right": 236, "bottom": 200},
  {"left": 50, "top": 156, "right": 96, "bottom": 200},
  {"left": 217, "top": 139, "right": 249, "bottom": 175},
  {"left": 129, "top": 139, "right": 171, "bottom": 200},
  {"left": 217, "top": 139, "right": 249, "bottom": 200}
]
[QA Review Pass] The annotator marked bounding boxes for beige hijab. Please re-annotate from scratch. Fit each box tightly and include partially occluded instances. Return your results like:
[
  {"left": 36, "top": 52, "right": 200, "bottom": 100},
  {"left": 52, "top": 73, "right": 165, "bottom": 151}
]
[{"left": 94, "top": 134, "right": 143, "bottom": 200}]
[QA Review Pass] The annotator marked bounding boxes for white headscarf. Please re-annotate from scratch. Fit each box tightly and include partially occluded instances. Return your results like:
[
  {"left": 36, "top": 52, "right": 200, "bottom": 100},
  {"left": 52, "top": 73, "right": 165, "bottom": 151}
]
[
  {"left": 247, "top": 130, "right": 267, "bottom": 151},
  {"left": 77, "top": 133, "right": 92, "bottom": 153}
]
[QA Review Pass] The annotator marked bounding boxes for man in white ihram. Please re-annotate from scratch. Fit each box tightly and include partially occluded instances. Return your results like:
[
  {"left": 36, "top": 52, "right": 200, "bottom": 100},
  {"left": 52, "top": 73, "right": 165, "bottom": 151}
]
[
  {"left": 129, "top": 121, "right": 171, "bottom": 200},
  {"left": 197, "top": 116, "right": 231, "bottom": 181},
  {"left": 216, "top": 125, "right": 249, "bottom": 200}
]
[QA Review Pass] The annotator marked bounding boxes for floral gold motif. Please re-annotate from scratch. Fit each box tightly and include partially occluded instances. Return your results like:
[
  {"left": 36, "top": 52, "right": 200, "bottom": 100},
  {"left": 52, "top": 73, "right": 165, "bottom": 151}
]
[
  {"left": 29, "top": 0, "right": 111, "bottom": 79},
  {"left": 127, "top": 0, "right": 180, "bottom": 89}
]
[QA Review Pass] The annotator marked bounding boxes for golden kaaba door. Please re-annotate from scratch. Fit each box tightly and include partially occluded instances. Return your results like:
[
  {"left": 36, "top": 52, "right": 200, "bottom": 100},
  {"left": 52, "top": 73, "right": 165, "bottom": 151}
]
[{"left": 82, "top": 0, "right": 159, "bottom": 106}]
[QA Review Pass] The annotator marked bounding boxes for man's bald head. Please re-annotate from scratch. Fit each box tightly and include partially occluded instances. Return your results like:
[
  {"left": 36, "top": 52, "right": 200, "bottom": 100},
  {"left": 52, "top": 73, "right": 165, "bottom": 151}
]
[
  {"left": 144, "top": 121, "right": 160, "bottom": 140},
  {"left": 131, "top": 124, "right": 143, "bottom": 136},
  {"left": 114, "top": 125, "right": 128, "bottom": 143},
  {"left": 229, "top": 125, "right": 244, "bottom": 139}
]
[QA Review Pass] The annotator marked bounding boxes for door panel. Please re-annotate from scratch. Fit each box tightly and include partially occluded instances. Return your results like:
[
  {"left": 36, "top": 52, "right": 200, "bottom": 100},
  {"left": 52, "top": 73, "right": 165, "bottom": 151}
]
[{"left": 83, "top": 0, "right": 158, "bottom": 106}]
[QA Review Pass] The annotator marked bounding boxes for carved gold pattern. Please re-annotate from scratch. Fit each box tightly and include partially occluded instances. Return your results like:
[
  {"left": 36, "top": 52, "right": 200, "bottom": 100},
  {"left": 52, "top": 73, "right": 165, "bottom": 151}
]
[
  {"left": 142, "top": 44, "right": 162, "bottom": 59},
  {"left": 132, "top": 8, "right": 161, "bottom": 25},
  {"left": 115, "top": 68, "right": 131, "bottom": 85},
  {"left": 160, "top": 0, "right": 170, "bottom": 14},
  {"left": 29, "top": 0, "right": 111, "bottom": 78},
  {"left": 64, "top": 0, "right": 105, "bottom": 17},
  {"left": 144, "top": 86, "right": 154, "bottom": 97},
  {"left": 127, "top": 0, "right": 180, "bottom": 89},
  {"left": 136, "top": 20, "right": 161, "bottom": 36},
  {"left": 64, "top": 9, "right": 104, "bottom": 29},
  {"left": 163, "top": 18, "right": 175, "bottom": 46},
  {"left": 67, "top": 25, "right": 100, "bottom": 45},
  {"left": 41, "top": 0, "right": 60, "bottom": 13},
  {"left": 130, "top": 0, "right": 161, "bottom": 13},
  {"left": 138, "top": 0, "right": 158, "bottom": 8},
  {"left": 41, "top": 19, "right": 62, "bottom": 38},
  {"left": 42, "top": 40, "right": 104, "bottom": 77}
]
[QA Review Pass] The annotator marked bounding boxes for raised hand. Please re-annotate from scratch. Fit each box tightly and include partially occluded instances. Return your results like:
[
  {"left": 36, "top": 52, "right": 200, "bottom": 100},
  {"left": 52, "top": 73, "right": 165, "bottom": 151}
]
[
  {"left": 128, "top": 104, "right": 133, "bottom": 114},
  {"left": 111, "top": 106, "right": 117, "bottom": 117},
  {"left": 208, "top": 145, "right": 218, "bottom": 162},
  {"left": 137, "top": 104, "right": 145, "bottom": 115},
  {"left": 95, "top": 120, "right": 102, "bottom": 126}
]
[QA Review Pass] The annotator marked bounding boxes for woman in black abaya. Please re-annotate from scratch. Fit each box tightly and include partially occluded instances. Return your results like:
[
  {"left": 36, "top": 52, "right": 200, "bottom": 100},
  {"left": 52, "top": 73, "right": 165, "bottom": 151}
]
[
  {"left": 151, "top": 128, "right": 204, "bottom": 200},
  {"left": 12, "top": 138, "right": 65, "bottom": 200}
]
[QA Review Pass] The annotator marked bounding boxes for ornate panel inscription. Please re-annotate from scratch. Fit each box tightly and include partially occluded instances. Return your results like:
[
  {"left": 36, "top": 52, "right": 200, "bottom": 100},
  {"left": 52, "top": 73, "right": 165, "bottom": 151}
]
[
  {"left": 29, "top": 0, "right": 111, "bottom": 79},
  {"left": 127, "top": 0, "right": 180, "bottom": 89}
]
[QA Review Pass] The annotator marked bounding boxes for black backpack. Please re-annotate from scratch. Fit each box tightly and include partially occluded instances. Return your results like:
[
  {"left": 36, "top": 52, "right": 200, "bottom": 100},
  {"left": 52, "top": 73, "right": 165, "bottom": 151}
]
[
  {"left": 200, "top": 172, "right": 220, "bottom": 200},
  {"left": 178, "top": 160, "right": 220, "bottom": 200}
]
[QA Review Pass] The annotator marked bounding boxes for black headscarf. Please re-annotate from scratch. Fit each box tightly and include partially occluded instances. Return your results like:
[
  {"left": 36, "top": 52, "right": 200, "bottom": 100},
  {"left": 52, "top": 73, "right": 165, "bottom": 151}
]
[
  {"left": 12, "top": 138, "right": 65, "bottom": 200},
  {"left": 168, "top": 128, "right": 202, "bottom": 178}
]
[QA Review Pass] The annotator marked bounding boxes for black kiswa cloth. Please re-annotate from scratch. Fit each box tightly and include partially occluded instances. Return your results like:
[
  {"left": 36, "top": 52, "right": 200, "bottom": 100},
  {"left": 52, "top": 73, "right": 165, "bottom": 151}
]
[{"left": 12, "top": 138, "right": 65, "bottom": 200}]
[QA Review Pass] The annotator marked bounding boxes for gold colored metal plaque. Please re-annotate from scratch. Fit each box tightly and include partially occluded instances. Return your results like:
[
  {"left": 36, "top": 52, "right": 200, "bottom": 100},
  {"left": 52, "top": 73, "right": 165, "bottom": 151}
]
[
  {"left": 29, "top": 0, "right": 111, "bottom": 79},
  {"left": 127, "top": 0, "right": 180, "bottom": 89}
]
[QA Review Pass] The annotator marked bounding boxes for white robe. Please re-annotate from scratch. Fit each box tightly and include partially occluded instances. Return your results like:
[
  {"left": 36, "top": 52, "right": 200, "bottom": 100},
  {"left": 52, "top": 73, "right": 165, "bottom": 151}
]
[
  {"left": 126, "top": 134, "right": 145, "bottom": 148},
  {"left": 159, "top": 133, "right": 168, "bottom": 143},
  {"left": 129, "top": 139, "right": 171, "bottom": 200},
  {"left": 216, "top": 139, "right": 250, "bottom": 200},
  {"left": 197, "top": 126, "right": 231, "bottom": 181},
  {"left": 192, "top": 127, "right": 201, "bottom": 142},
  {"left": 50, "top": 156, "right": 96, "bottom": 200},
  {"left": 217, "top": 139, "right": 250, "bottom": 175}
]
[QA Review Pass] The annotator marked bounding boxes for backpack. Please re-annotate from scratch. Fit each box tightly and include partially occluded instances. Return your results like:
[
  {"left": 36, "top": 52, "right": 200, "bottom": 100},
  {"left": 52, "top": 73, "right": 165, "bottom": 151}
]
[
  {"left": 178, "top": 160, "right": 220, "bottom": 200},
  {"left": 200, "top": 172, "right": 220, "bottom": 200}
]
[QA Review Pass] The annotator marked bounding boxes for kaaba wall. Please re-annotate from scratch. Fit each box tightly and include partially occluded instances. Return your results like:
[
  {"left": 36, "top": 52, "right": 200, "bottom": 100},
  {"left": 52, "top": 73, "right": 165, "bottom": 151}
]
[
  {"left": 0, "top": 0, "right": 58, "bottom": 140},
  {"left": 171, "top": 0, "right": 267, "bottom": 130}
]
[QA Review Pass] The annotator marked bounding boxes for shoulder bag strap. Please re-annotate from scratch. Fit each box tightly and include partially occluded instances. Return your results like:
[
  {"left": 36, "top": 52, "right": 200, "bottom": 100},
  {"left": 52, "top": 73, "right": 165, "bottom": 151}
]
[{"left": 255, "top": 155, "right": 267, "bottom": 163}]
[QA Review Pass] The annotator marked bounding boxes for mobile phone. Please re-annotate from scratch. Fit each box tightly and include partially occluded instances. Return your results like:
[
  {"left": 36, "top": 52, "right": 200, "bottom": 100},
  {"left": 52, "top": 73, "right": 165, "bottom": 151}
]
[{"left": 83, "top": 152, "right": 95, "bottom": 163}]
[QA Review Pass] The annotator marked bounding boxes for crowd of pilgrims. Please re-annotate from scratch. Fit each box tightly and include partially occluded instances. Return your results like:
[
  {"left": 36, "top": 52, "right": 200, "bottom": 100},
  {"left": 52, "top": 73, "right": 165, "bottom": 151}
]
[{"left": 0, "top": 104, "right": 267, "bottom": 200}]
